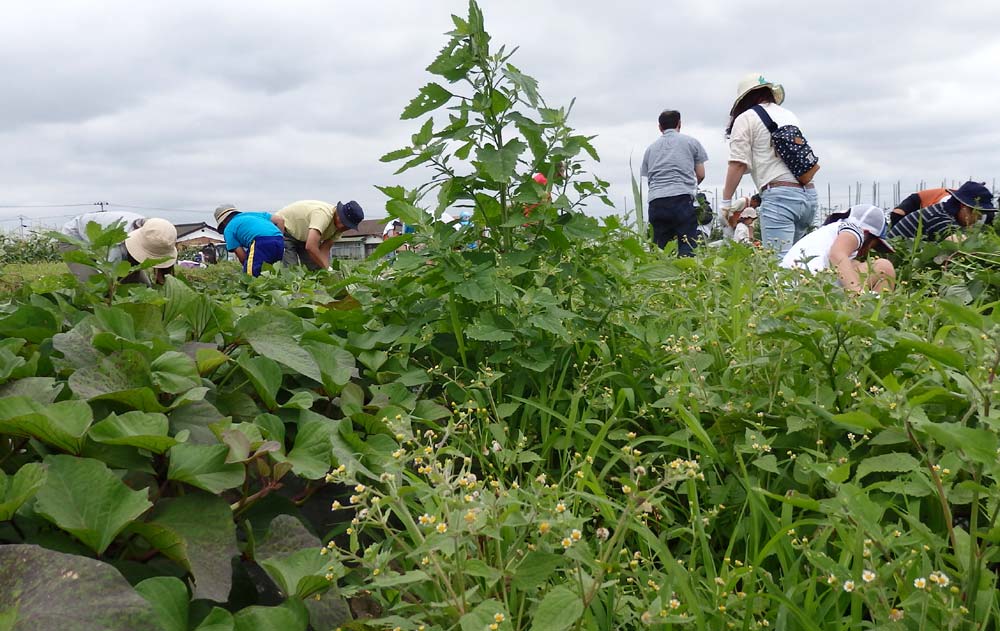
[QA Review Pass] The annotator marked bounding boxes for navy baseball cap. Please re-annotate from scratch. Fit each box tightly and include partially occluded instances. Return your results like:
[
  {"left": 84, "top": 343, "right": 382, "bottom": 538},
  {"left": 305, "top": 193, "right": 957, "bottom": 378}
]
[{"left": 337, "top": 200, "right": 364, "bottom": 230}]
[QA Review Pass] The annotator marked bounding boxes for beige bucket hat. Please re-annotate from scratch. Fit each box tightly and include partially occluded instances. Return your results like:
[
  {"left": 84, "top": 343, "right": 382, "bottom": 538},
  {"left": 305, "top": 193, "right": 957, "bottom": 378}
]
[
  {"left": 213, "top": 203, "right": 238, "bottom": 227},
  {"left": 124, "top": 218, "right": 178, "bottom": 268},
  {"left": 731, "top": 73, "right": 785, "bottom": 115}
]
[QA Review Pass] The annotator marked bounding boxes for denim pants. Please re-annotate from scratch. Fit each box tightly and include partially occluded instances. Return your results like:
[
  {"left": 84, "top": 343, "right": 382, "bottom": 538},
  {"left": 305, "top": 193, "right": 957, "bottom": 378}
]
[
  {"left": 648, "top": 194, "right": 699, "bottom": 257},
  {"left": 759, "top": 186, "right": 818, "bottom": 257}
]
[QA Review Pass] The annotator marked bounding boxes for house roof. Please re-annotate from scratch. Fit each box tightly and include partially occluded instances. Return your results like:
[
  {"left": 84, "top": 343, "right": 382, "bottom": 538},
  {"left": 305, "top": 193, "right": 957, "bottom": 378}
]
[
  {"left": 174, "top": 222, "right": 223, "bottom": 240},
  {"left": 342, "top": 219, "right": 391, "bottom": 238}
]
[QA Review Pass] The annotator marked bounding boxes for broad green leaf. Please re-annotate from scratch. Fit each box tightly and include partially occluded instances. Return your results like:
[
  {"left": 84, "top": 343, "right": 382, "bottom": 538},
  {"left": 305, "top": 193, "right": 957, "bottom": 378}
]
[
  {"left": 151, "top": 351, "right": 201, "bottom": 394},
  {"left": 196, "top": 348, "right": 230, "bottom": 375},
  {"left": 169, "top": 399, "right": 227, "bottom": 445},
  {"left": 130, "top": 493, "right": 238, "bottom": 602},
  {"left": 94, "top": 304, "right": 137, "bottom": 340},
  {"left": 88, "top": 411, "right": 178, "bottom": 454},
  {"left": 168, "top": 444, "right": 246, "bottom": 493},
  {"left": 401, "top": 82, "right": 451, "bottom": 119},
  {"left": 414, "top": 399, "right": 452, "bottom": 421},
  {"left": 236, "top": 308, "right": 321, "bottom": 383},
  {"left": 260, "top": 549, "right": 334, "bottom": 599},
  {"left": 856, "top": 452, "right": 920, "bottom": 481},
  {"left": 0, "top": 306, "right": 57, "bottom": 344},
  {"left": 475, "top": 139, "right": 526, "bottom": 182},
  {"left": 894, "top": 336, "right": 966, "bottom": 370},
  {"left": 530, "top": 586, "right": 583, "bottom": 631},
  {"left": 511, "top": 551, "right": 563, "bottom": 591},
  {"left": 135, "top": 576, "right": 189, "bottom": 631},
  {"left": 232, "top": 600, "right": 309, "bottom": 631},
  {"left": 279, "top": 413, "right": 338, "bottom": 480},
  {"left": 194, "top": 608, "right": 235, "bottom": 631},
  {"left": 303, "top": 341, "right": 356, "bottom": 394},
  {"left": 916, "top": 422, "right": 997, "bottom": 465},
  {"left": 385, "top": 199, "right": 426, "bottom": 225},
  {"left": 68, "top": 349, "right": 152, "bottom": 400},
  {"left": 0, "top": 376, "right": 61, "bottom": 405},
  {"left": 831, "top": 410, "right": 882, "bottom": 432},
  {"left": 0, "top": 463, "right": 47, "bottom": 521},
  {"left": 34, "top": 455, "right": 152, "bottom": 554},
  {"left": 253, "top": 515, "right": 351, "bottom": 628},
  {"left": 753, "top": 454, "right": 780, "bottom": 474},
  {"left": 238, "top": 353, "right": 282, "bottom": 409},
  {"left": 459, "top": 599, "right": 510, "bottom": 631},
  {"left": 0, "top": 544, "right": 157, "bottom": 629},
  {"left": 466, "top": 323, "right": 514, "bottom": 341},
  {"left": 0, "top": 397, "right": 92, "bottom": 454}
]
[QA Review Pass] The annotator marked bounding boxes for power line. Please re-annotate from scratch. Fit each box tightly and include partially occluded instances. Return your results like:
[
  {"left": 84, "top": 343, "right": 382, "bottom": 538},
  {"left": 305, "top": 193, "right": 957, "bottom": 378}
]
[
  {"left": 0, "top": 203, "right": 94, "bottom": 209},
  {"left": 111, "top": 203, "right": 208, "bottom": 213}
]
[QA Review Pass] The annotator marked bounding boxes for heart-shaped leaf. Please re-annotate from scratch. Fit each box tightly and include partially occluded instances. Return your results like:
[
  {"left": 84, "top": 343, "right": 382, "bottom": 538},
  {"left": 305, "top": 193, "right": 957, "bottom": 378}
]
[{"left": 34, "top": 455, "right": 152, "bottom": 554}]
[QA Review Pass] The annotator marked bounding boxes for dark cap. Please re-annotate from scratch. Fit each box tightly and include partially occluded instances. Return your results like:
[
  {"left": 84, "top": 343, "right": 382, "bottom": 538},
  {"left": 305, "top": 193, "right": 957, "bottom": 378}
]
[
  {"left": 336, "top": 200, "right": 364, "bottom": 230},
  {"left": 948, "top": 181, "right": 995, "bottom": 211}
]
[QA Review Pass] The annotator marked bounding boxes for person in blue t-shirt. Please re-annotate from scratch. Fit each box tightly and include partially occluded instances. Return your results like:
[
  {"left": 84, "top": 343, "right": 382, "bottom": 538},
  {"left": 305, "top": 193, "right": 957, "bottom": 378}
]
[{"left": 213, "top": 204, "right": 285, "bottom": 276}]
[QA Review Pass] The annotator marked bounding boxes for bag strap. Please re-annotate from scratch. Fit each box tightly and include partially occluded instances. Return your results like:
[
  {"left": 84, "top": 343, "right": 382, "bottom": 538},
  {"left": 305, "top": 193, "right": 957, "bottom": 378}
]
[{"left": 752, "top": 105, "right": 778, "bottom": 133}]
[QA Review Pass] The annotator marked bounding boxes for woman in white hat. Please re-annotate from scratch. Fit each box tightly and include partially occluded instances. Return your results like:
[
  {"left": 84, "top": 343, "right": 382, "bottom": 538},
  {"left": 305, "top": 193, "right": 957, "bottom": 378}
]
[
  {"left": 60, "top": 211, "right": 178, "bottom": 285},
  {"left": 720, "top": 73, "right": 817, "bottom": 257}
]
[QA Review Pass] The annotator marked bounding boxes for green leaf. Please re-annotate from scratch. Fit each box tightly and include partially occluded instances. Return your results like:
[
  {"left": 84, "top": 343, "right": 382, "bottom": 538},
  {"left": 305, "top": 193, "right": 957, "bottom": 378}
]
[
  {"left": 830, "top": 410, "right": 882, "bottom": 432},
  {"left": 502, "top": 63, "right": 540, "bottom": 107},
  {"left": 260, "top": 549, "right": 333, "bottom": 600},
  {"left": 0, "top": 544, "right": 157, "bottom": 629},
  {"left": 238, "top": 354, "right": 282, "bottom": 409},
  {"left": 0, "top": 463, "right": 47, "bottom": 521},
  {"left": 236, "top": 309, "right": 321, "bottom": 383},
  {"left": 303, "top": 341, "right": 356, "bottom": 395},
  {"left": 168, "top": 443, "right": 246, "bottom": 493},
  {"left": 0, "top": 397, "right": 93, "bottom": 454},
  {"left": 459, "top": 599, "right": 510, "bottom": 631},
  {"left": 88, "top": 411, "right": 179, "bottom": 454},
  {"left": 135, "top": 577, "right": 189, "bottom": 631},
  {"left": 379, "top": 147, "right": 413, "bottom": 163},
  {"left": 0, "top": 306, "right": 58, "bottom": 344},
  {"left": 475, "top": 139, "right": 526, "bottom": 182},
  {"left": 856, "top": 452, "right": 920, "bottom": 481},
  {"left": 466, "top": 323, "right": 514, "bottom": 341},
  {"left": 530, "top": 586, "right": 583, "bottom": 631},
  {"left": 196, "top": 348, "right": 230, "bottom": 375},
  {"left": 511, "top": 551, "right": 563, "bottom": 591},
  {"left": 194, "top": 608, "right": 235, "bottom": 631},
  {"left": 753, "top": 454, "right": 780, "bottom": 474},
  {"left": 233, "top": 600, "right": 309, "bottom": 631},
  {"left": 386, "top": 199, "right": 426, "bottom": 225},
  {"left": 34, "top": 455, "right": 152, "bottom": 554},
  {"left": 401, "top": 82, "right": 452, "bottom": 119},
  {"left": 151, "top": 351, "right": 202, "bottom": 394},
  {"left": 130, "top": 493, "right": 238, "bottom": 602},
  {"left": 894, "top": 336, "right": 966, "bottom": 370},
  {"left": 68, "top": 349, "right": 152, "bottom": 400},
  {"left": 279, "top": 413, "right": 338, "bottom": 480}
]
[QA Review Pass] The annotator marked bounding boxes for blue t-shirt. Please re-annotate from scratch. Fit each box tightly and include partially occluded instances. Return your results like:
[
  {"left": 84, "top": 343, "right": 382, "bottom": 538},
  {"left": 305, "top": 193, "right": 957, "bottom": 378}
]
[{"left": 223, "top": 212, "right": 282, "bottom": 251}]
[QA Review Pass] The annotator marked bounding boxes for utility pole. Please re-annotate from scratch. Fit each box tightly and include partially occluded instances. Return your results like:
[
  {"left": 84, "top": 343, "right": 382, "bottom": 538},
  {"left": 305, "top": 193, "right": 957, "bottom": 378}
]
[{"left": 94, "top": 201, "right": 109, "bottom": 212}]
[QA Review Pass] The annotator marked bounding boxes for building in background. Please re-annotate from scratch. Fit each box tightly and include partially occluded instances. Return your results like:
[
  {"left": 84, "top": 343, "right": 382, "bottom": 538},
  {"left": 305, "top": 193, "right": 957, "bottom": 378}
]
[{"left": 331, "top": 219, "right": 390, "bottom": 260}]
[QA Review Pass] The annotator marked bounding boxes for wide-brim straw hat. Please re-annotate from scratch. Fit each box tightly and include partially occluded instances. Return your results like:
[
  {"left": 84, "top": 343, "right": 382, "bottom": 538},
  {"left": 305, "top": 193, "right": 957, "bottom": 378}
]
[
  {"left": 124, "top": 218, "right": 178, "bottom": 268},
  {"left": 731, "top": 73, "right": 785, "bottom": 116}
]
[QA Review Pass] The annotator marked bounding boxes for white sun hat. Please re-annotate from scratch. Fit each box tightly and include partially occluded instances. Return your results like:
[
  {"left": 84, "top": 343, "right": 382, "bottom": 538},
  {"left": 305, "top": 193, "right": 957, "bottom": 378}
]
[
  {"left": 123, "top": 218, "right": 178, "bottom": 268},
  {"left": 731, "top": 73, "right": 785, "bottom": 115}
]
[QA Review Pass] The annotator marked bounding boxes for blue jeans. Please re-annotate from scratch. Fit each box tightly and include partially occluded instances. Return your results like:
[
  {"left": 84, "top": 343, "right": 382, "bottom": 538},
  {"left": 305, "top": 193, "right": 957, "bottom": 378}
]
[{"left": 759, "top": 186, "right": 818, "bottom": 257}]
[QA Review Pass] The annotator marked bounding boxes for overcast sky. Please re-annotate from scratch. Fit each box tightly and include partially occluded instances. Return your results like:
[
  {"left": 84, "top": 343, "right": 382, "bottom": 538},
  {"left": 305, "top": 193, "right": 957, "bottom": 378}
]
[{"left": 2, "top": 0, "right": 998, "bottom": 232}]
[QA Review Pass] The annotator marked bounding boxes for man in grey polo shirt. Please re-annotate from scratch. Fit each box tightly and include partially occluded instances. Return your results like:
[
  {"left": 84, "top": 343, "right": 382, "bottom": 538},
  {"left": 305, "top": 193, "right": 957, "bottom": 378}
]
[{"left": 640, "top": 109, "right": 708, "bottom": 256}]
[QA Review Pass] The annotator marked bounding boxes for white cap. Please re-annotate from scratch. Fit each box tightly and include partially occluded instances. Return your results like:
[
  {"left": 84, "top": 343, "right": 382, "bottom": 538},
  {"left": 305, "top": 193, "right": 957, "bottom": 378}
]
[{"left": 846, "top": 205, "right": 893, "bottom": 252}]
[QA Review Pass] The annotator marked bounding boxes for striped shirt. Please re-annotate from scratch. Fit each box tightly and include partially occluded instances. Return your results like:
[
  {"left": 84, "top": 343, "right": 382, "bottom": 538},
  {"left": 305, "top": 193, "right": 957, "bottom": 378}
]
[{"left": 887, "top": 202, "right": 958, "bottom": 240}]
